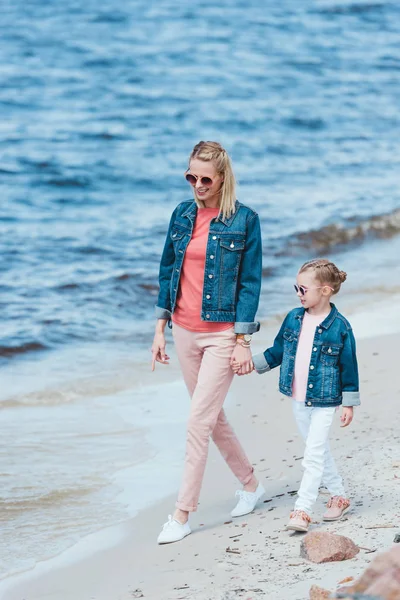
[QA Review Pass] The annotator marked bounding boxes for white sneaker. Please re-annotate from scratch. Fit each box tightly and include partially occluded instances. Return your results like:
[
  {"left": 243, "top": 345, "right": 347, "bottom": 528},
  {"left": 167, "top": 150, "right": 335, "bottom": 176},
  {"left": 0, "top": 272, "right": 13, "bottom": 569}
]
[
  {"left": 157, "top": 515, "right": 191, "bottom": 544},
  {"left": 231, "top": 483, "right": 265, "bottom": 517}
]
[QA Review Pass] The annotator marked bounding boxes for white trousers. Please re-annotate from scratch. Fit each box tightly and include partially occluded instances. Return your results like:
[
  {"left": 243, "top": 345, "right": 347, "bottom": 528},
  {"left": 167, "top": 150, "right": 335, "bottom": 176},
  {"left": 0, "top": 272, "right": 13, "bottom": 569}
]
[{"left": 292, "top": 400, "right": 345, "bottom": 515}]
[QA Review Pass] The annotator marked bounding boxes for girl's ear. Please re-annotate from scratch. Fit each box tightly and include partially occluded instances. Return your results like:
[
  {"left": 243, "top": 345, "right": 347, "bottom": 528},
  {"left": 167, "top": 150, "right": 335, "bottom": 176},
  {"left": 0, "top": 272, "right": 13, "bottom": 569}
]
[{"left": 321, "top": 285, "right": 332, "bottom": 296}]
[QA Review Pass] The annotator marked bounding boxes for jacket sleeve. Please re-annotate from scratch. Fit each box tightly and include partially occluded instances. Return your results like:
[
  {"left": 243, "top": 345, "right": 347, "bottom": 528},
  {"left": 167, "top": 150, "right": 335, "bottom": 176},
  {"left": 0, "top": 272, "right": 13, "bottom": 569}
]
[
  {"left": 155, "top": 207, "right": 178, "bottom": 320},
  {"left": 340, "top": 327, "right": 360, "bottom": 407},
  {"left": 234, "top": 213, "right": 262, "bottom": 334},
  {"left": 252, "top": 315, "right": 288, "bottom": 374}
]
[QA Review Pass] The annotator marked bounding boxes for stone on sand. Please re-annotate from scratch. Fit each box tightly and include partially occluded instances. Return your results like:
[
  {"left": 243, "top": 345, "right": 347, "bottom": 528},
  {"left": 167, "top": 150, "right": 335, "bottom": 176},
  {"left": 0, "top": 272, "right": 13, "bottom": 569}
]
[
  {"left": 301, "top": 531, "right": 359, "bottom": 564},
  {"left": 309, "top": 585, "right": 331, "bottom": 599},
  {"left": 336, "top": 545, "right": 400, "bottom": 597}
]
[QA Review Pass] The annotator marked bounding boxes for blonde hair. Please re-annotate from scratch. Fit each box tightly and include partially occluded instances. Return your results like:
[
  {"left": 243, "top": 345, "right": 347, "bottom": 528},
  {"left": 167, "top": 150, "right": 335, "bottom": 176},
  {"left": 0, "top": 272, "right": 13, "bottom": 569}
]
[
  {"left": 189, "top": 141, "right": 236, "bottom": 219},
  {"left": 299, "top": 258, "right": 347, "bottom": 295}
]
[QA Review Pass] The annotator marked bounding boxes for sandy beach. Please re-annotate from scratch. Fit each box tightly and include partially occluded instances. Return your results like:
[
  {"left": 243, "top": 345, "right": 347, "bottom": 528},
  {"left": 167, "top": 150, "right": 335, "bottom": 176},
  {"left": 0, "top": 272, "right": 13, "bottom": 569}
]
[
  {"left": 2, "top": 322, "right": 399, "bottom": 600},
  {"left": 3, "top": 0, "right": 400, "bottom": 596}
]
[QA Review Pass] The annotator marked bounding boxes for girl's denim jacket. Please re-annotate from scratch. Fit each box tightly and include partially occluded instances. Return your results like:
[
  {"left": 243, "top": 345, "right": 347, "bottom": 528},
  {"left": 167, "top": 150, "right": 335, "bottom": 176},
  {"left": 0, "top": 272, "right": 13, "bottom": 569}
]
[
  {"left": 253, "top": 304, "right": 360, "bottom": 408},
  {"left": 155, "top": 200, "right": 262, "bottom": 334}
]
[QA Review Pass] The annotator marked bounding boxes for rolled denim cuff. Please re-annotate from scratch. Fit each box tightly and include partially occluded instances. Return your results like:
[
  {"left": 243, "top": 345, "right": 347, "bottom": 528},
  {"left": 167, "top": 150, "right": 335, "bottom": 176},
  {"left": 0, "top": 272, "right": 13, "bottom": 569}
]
[
  {"left": 234, "top": 321, "right": 260, "bottom": 334},
  {"left": 342, "top": 391, "right": 360, "bottom": 407},
  {"left": 252, "top": 352, "right": 271, "bottom": 374},
  {"left": 155, "top": 305, "right": 172, "bottom": 320}
]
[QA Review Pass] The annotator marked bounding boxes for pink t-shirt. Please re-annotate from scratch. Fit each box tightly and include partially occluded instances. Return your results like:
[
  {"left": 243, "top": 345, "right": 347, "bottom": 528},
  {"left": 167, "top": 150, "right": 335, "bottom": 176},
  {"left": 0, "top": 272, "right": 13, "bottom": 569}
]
[
  {"left": 292, "top": 311, "right": 329, "bottom": 402},
  {"left": 172, "top": 208, "right": 234, "bottom": 333}
]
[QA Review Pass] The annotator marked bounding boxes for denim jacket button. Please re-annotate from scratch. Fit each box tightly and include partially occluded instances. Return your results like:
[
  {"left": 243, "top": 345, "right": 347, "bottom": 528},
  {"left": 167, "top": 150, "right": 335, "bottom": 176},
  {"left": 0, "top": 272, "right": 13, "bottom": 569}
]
[
  {"left": 310, "top": 365, "right": 314, "bottom": 370},
  {"left": 210, "top": 255, "right": 214, "bottom": 259},
  {"left": 307, "top": 401, "right": 312, "bottom": 406},
  {"left": 328, "top": 348, "right": 332, "bottom": 353},
  {"left": 313, "top": 347, "right": 317, "bottom": 351},
  {"left": 309, "top": 384, "right": 313, "bottom": 388},
  {"left": 206, "top": 314, "right": 210, "bottom": 318},
  {"left": 318, "top": 328, "right": 322, "bottom": 333},
  {"left": 230, "top": 242, "right": 235, "bottom": 248},
  {"left": 206, "top": 294, "right": 211, "bottom": 299},
  {"left": 212, "top": 236, "right": 217, "bottom": 240},
  {"left": 172, "top": 233, "right": 177, "bottom": 238},
  {"left": 209, "top": 274, "right": 213, "bottom": 279}
]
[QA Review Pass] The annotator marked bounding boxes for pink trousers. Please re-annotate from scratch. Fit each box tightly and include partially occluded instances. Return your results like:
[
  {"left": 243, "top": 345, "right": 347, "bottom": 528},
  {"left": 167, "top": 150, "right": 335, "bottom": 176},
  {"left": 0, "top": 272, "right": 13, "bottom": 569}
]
[{"left": 173, "top": 323, "right": 254, "bottom": 512}]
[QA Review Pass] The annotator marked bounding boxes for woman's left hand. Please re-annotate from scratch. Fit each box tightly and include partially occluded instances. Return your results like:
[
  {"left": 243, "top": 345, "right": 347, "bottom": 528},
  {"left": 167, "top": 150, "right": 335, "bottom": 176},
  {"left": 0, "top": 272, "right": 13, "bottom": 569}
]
[{"left": 230, "top": 344, "right": 254, "bottom": 376}]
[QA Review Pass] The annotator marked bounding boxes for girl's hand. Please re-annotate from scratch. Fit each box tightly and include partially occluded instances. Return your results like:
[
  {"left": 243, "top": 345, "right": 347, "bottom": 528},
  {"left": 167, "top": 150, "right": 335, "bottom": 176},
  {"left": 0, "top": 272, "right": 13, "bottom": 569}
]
[
  {"left": 151, "top": 331, "right": 170, "bottom": 371},
  {"left": 230, "top": 344, "right": 253, "bottom": 376},
  {"left": 340, "top": 406, "right": 354, "bottom": 427}
]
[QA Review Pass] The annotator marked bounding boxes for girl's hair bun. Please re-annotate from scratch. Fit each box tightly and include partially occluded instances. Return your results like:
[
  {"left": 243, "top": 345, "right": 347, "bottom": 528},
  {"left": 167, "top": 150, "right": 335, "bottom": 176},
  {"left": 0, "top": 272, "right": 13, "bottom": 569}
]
[{"left": 299, "top": 258, "right": 348, "bottom": 294}]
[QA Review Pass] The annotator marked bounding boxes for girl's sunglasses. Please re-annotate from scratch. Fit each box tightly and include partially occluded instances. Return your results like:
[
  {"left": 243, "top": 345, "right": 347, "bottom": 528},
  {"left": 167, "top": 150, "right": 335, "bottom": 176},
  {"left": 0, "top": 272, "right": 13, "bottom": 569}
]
[
  {"left": 185, "top": 171, "right": 214, "bottom": 187},
  {"left": 294, "top": 284, "right": 334, "bottom": 296}
]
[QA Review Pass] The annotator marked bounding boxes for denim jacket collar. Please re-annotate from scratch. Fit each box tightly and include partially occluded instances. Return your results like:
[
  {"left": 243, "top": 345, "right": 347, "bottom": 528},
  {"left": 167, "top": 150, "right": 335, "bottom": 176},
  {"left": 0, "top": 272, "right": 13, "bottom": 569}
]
[
  {"left": 181, "top": 200, "right": 240, "bottom": 227},
  {"left": 295, "top": 303, "right": 338, "bottom": 329},
  {"left": 218, "top": 200, "right": 240, "bottom": 226},
  {"left": 181, "top": 201, "right": 197, "bottom": 221}
]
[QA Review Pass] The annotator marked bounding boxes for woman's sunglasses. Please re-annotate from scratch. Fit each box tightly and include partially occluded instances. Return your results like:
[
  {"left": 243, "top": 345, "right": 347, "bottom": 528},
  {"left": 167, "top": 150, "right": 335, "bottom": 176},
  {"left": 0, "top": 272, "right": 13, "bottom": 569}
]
[
  {"left": 185, "top": 171, "right": 214, "bottom": 187},
  {"left": 294, "top": 284, "right": 334, "bottom": 296}
]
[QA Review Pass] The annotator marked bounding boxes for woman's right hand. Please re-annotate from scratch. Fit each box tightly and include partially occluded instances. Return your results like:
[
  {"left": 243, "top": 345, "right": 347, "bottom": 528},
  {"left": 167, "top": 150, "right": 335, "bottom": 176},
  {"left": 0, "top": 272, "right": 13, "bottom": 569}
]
[{"left": 151, "top": 328, "right": 170, "bottom": 371}]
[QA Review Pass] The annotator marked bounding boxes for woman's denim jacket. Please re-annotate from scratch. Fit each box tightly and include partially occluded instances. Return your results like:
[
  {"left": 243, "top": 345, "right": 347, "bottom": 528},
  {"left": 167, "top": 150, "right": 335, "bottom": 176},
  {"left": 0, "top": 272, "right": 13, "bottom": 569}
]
[
  {"left": 253, "top": 304, "right": 360, "bottom": 407},
  {"left": 155, "top": 200, "right": 262, "bottom": 334}
]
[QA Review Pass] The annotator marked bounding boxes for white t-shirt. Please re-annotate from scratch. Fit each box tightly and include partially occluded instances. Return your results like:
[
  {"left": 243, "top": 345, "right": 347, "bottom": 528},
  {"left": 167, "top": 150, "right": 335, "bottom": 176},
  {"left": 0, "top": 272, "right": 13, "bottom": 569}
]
[{"left": 292, "top": 311, "right": 329, "bottom": 402}]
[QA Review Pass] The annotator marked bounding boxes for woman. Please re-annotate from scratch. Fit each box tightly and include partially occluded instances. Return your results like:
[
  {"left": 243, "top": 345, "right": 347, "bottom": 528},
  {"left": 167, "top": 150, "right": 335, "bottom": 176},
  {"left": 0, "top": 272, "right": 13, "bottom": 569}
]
[{"left": 152, "top": 141, "right": 264, "bottom": 544}]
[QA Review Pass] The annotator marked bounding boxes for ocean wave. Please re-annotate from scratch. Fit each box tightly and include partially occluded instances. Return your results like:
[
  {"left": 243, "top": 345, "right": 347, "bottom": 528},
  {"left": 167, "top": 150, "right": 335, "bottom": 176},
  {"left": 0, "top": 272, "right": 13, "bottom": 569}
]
[
  {"left": 317, "top": 2, "right": 386, "bottom": 15},
  {"left": 0, "top": 342, "right": 48, "bottom": 359},
  {"left": 0, "top": 370, "right": 145, "bottom": 408},
  {"left": 285, "top": 208, "right": 400, "bottom": 252},
  {"left": 0, "top": 485, "right": 100, "bottom": 513},
  {"left": 79, "top": 131, "right": 124, "bottom": 141},
  {"left": 46, "top": 177, "right": 91, "bottom": 188},
  {"left": 92, "top": 11, "right": 128, "bottom": 23},
  {"left": 0, "top": 167, "right": 18, "bottom": 175},
  {"left": 284, "top": 116, "right": 326, "bottom": 130}
]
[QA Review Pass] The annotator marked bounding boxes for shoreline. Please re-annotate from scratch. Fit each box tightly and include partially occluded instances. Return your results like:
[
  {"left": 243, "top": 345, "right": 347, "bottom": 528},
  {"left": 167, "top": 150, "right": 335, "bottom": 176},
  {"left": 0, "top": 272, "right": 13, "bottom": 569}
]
[{"left": 2, "top": 323, "right": 400, "bottom": 599}]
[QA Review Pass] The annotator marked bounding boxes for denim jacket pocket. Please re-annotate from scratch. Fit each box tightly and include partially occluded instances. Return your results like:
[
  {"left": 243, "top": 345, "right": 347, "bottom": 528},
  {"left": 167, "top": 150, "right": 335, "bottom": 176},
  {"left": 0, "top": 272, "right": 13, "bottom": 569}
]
[
  {"left": 320, "top": 345, "right": 341, "bottom": 398},
  {"left": 170, "top": 228, "right": 187, "bottom": 258},
  {"left": 282, "top": 330, "right": 296, "bottom": 355},
  {"left": 219, "top": 238, "right": 245, "bottom": 261},
  {"left": 320, "top": 345, "right": 341, "bottom": 366},
  {"left": 170, "top": 228, "right": 186, "bottom": 242}
]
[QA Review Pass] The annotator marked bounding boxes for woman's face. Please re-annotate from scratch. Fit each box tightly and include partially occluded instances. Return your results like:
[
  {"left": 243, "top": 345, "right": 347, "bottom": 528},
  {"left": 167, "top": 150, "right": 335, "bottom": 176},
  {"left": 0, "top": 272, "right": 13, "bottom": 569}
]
[{"left": 187, "top": 158, "right": 223, "bottom": 204}]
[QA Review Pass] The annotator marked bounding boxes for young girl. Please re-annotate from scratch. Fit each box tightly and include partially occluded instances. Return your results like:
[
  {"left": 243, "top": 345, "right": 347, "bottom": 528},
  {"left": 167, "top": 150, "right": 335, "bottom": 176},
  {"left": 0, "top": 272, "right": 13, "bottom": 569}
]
[{"left": 249, "top": 259, "right": 360, "bottom": 532}]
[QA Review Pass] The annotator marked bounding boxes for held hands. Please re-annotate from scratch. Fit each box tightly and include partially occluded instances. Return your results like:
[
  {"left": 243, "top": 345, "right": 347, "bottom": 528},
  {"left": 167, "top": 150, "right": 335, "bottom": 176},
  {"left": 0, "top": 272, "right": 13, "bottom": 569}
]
[
  {"left": 340, "top": 406, "right": 354, "bottom": 427},
  {"left": 151, "top": 332, "right": 170, "bottom": 371},
  {"left": 230, "top": 343, "right": 254, "bottom": 376}
]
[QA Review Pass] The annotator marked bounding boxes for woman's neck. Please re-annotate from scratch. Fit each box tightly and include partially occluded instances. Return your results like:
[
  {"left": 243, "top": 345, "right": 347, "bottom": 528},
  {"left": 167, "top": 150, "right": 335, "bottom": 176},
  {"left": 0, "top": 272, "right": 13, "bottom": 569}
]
[
  {"left": 197, "top": 191, "right": 221, "bottom": 209},
  {"left": 203, "top": 198, "right": 220, "bottom": 209}
]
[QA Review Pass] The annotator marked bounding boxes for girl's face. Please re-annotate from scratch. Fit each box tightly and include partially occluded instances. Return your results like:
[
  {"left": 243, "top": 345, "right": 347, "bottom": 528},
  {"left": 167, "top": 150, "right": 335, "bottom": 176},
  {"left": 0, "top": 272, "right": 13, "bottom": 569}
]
[
  {"left": 295, "top": 270, "right": 332, "bottom": 310},
  {"left": 187, "top": 158, "right": 223, "bottom": 205}
]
